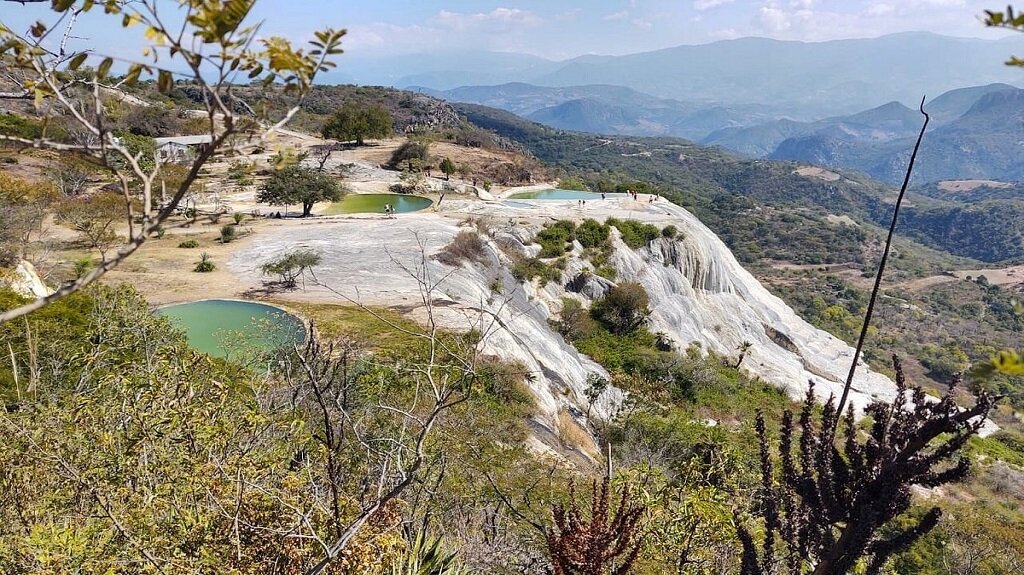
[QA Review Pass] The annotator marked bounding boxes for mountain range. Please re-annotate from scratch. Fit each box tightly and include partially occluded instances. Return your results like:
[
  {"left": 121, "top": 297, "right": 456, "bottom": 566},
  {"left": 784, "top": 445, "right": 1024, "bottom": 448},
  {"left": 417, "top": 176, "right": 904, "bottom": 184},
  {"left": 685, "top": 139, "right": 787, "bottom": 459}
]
[{"left": 342, "top": 32, "right": 1024, "bottom": 120}]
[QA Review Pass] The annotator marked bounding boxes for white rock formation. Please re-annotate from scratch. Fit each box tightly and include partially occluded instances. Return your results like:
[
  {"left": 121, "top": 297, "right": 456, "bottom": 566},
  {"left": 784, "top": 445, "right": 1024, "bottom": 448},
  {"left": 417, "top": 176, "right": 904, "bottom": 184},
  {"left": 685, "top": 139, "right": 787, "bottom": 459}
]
[
  {"left": 230, "top": 196, "right": 902, "bottom": 431},
  {"left": 3, "top": 260, "right": 53, "bottom": 299}
]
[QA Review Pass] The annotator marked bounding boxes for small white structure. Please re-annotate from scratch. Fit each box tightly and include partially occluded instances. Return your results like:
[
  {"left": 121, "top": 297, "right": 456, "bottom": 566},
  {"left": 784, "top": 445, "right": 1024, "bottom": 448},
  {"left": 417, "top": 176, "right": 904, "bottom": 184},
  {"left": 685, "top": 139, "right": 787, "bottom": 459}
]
[{"left": 154, "top": 135, "right": 213, "bottom": 165}]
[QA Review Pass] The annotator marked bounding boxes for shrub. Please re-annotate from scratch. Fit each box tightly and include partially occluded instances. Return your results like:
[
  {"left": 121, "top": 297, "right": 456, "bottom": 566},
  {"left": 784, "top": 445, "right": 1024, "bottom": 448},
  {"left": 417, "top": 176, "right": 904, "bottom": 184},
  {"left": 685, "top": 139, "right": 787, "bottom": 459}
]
[
  {"left": 193, "top": 252, "right": 215, "bottom": 272},
  {"left": 178, "top": 239, "right": 200, "bottom": 249},
  {"left": 232, "top": 212, "right": 245, "bottom": 225},
  {"left": 577, "top": 219, "right": 610, "bottom": 249},
  {"left": 388, "top": 141, "right": 430, "bottom": 170},
  {"left": 227, "top": 160, "right": 253, "bottom": 186},
  {"left": 608, "top": 218, "right": 660, "bottom": 249},
  {"left": 512, "top": 256, "right": 563, "bottom": 286},
  {"left": 434, "top": 231, "right": 488, "bottom": 267},
  {"left": 661, "top": 225, "right": 678, "bottom": 239},
  {"left": 554, "top": 298, "right": 598, "bottom": 341},
  {"left": 536, "top": 220, "right": 577, "bottom": 258},
  {"left": 557, "top": 175, "right": 589, "bottom": 191},
  {"left": 220, "top": 224, "right": 237, "bottom": 243},
  {"left": 592, "top": 282, "right": 651, "bottom": 334},
  {"left": 73, "top": 257, "right": 94, "bottom": 279},
  {"left": 260, "top": 249, "right": 321, "bottom": 287}
]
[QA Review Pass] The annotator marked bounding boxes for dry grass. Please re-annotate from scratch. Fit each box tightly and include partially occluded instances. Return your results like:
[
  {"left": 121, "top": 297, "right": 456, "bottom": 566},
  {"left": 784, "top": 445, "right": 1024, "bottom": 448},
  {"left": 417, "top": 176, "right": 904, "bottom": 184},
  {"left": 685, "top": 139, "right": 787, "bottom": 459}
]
[
  {"left": 434, "top": 230, "right": 489, "bottom": 267},
  {"left": 557, "top": 409, "right": 599, "bottom": 457}
]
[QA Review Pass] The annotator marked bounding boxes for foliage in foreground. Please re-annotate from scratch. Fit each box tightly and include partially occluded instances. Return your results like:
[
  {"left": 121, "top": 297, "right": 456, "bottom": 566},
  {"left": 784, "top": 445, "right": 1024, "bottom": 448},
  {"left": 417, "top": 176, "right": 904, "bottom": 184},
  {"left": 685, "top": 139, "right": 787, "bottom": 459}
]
[{"left": 738, "top": 358, "right": 994, "bottom": 575}]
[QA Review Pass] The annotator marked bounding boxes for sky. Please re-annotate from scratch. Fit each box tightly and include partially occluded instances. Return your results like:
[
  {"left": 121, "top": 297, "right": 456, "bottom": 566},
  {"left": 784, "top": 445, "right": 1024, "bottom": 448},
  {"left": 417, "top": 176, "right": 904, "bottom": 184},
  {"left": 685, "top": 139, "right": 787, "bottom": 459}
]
[{"left": 0, "top": 0, "right": 1015, "bottom": 62}]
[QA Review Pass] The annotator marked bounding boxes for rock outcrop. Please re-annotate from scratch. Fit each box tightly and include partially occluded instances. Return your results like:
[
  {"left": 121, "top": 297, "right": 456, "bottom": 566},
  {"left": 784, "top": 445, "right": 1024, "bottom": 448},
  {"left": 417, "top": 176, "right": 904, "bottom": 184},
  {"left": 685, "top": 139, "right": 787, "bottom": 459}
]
[
  {"left": 230, "top": 195, "right": 903, "bottom": 433},
  {"left": 2, "top": 260, "right": 53, "bottom": 299}
]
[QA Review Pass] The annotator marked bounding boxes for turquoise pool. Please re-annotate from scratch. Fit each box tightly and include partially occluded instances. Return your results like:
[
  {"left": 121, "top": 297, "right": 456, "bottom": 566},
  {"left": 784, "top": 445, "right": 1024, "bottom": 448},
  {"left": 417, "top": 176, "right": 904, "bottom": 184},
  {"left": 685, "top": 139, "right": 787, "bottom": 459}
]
[
  {"left": 158, "top": 299, "right": 305, "bottom": 359},
  {"left": 507, "top": 189, "right": 602, "bottom": 200}
]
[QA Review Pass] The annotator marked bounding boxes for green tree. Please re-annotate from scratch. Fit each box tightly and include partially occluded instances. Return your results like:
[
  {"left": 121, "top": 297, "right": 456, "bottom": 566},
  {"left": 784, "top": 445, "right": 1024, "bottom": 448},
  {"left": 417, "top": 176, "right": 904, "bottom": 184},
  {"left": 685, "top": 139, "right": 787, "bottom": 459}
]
[
  {"left": 439, "top": 157, "right": 455, "bottom": 180},
  {"left": 321, "top": 102, "right": 393, "bottom": 145},
  {"left": 257, "top": 165, "right": 345, "bottom": 217},
  {"left": 260, "top": 248, "right": 322, "bottom": 287},
  {"left": 389, "top": 140, "right": 431, "bottom": 170},
  {"left": 592, "top": 282, "right": 651, "bottom": 335}
]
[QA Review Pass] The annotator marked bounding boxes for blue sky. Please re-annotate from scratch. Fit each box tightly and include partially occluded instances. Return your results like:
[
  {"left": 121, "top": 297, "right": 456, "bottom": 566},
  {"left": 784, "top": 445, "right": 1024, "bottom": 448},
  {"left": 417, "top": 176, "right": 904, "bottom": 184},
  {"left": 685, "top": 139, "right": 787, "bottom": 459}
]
[{"left": 1, "top": 1, "right": 1014, "bottom": 61}]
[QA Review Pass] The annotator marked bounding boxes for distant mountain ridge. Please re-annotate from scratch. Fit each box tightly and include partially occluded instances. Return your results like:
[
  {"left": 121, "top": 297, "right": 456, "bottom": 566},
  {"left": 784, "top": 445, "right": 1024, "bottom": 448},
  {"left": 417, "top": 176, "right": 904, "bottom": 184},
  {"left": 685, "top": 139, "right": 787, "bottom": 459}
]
[
  {"left": 348, "top": 33, "right": 1024, "bottom": 120},
  {"left": 768, "top": 86, "right": 1024, "bottom": 184}
]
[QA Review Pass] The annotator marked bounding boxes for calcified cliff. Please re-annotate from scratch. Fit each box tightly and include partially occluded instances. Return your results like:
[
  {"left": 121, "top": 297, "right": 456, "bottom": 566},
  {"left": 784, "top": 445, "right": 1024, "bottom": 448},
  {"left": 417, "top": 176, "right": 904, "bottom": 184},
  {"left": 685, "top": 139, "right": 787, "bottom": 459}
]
[{"left": 230, "top": 195, "right": 900, "bottom": 434}]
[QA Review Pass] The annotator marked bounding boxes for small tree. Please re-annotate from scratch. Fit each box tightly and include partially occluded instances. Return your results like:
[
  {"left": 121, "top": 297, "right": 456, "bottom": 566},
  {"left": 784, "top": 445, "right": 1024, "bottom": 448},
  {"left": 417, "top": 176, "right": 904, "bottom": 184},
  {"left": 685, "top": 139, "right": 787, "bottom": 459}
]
[
  {"left": 592, "top": 283, "right": 651, "bottom": 335},
  {"left": 388, "top": 141, "right": 430, "bottom": 171},
  {"left": 546, "top": 477, "right": 645, "bottom": 575},
  {"left": 321, "top": 102, "right": 393, "bottom": 145},
  {"left": 55, "top": 191, "right": 124, "bottom": 261},
  {"left": 734, "top": 340, "right": 753, "bottom": 369},
  {"left": 257, "top": 165, "right": 345, "bottom": 217},
  {"left": 260, "top": 249, "right": 322, "bottom": 288},
  {"left": 439, "top": 157, "right": 455, "bottom": 181},
  {"left": 584, "top": 374, "right": 609, "bottom": 422},
  {"left": 737, "top": 357, "right": 995, "bottom": 575}
]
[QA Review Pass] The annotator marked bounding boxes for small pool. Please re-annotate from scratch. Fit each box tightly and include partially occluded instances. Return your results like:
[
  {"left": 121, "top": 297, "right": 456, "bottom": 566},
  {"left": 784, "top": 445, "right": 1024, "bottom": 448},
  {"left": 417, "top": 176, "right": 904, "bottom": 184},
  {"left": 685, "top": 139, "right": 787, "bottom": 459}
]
[
  {"left": 324, "top": 193, "right": 432, "bottom": 215},
  {"left": 158, "top": 299, "right": 305, "bottom": 359},
  {"left": 507, "top": 189, "right": 601, "bottom": 200}
]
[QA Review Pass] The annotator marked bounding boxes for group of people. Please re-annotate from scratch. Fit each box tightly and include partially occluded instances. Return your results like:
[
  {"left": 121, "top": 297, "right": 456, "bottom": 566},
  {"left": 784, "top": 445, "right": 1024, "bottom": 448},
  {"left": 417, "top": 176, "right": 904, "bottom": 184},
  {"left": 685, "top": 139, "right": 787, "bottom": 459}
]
[
  {"left": 625, "top": 190, "right": 659, "bottom": 203},
  {"left": 383, "top": 203, "right": 395, "bottom": 216}
]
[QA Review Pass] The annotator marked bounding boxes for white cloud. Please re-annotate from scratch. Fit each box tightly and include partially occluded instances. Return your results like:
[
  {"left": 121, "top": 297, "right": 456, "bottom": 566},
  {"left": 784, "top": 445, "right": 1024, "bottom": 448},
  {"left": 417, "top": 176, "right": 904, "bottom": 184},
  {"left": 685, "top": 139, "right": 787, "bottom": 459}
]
[
  {"left": 758, "top": 6, "right": 792, "bottom": 33},
  {"left": 603, "top": 10, "right": 630, "bottom": 21},
  {"left": 693, "top": 0, "right": 735, "bottom": 10},
  {"left": 633, "top": 18, "right": 654, "bottom": 29},
  {"left": 435, "top": 8, "right": 540, "bottom": 31},
  {"left": 866, "top": 3, "right": 895, "bottom": 16}
]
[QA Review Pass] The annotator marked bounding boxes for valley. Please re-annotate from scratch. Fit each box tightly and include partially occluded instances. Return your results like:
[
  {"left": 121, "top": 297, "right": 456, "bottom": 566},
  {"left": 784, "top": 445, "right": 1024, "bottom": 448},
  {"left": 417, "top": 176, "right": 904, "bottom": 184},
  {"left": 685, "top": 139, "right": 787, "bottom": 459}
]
[{"left": 1, "top": 4, "right": 1023, "bottom": 574}]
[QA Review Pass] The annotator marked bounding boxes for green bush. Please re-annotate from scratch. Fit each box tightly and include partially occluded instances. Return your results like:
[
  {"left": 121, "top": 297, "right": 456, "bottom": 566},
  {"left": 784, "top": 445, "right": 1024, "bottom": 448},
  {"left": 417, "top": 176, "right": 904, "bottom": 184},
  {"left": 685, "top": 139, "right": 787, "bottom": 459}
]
[
  {"left": 220, "top": 224, "right": 237, "bottom": 243},
  {"left": 511, "top": 256, "right": 564, "bottom": 286},
  {"left": 557, "top": 176, "right": 589, "bottom": 191},
  {"left": 661, "top": 225, "right": 678, "bottom": 239},
  {"left": 535, "top": 220, "right": 576, "bottom": 258},
  {"left": 591, "top": 282, "right": 651, "bottom": 335},
  {"left": 193, "top": 252, "right": 215, "bottom": 273},
  {"left": 577, "top": 219, "right": 610, "bottom": 249},
  {"left": 178, "top": 239, "right": 200, "bottom": 249},
  {"left": 607, "top": 218, "right": 660, "bottom": 249}
]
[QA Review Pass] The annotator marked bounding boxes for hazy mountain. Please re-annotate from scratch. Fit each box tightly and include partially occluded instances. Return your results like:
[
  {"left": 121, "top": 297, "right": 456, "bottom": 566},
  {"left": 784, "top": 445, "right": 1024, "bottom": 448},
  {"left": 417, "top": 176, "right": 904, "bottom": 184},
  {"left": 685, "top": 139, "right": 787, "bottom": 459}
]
[
  {"left": 769, "top": 87, "right": 1024, "bottom": 184},
  {"left": 322, "top": 51, "right": 561, "bottom": 89},
  {"left": 367, "top": 33, "right": 1023, "bottom": 120},
  {"left": 703, "top": 83, "right": 1019, "bottom": 158},
  {"left": 421, "top": 82, "right": 778, "bottom": 140}
]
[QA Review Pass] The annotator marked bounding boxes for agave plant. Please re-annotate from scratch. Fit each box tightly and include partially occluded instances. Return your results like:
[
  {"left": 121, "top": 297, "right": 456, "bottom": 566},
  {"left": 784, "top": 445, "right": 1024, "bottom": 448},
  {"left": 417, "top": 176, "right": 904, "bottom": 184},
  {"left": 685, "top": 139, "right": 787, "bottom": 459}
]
[{"left": 389, "top": 531, "right": 469, "bottom": 575}]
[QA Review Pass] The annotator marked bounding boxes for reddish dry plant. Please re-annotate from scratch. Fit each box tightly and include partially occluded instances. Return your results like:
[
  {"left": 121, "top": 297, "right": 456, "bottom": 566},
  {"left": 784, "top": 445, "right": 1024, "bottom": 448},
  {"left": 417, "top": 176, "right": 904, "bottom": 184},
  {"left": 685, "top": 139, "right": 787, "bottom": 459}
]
[
  {"left": 545, "top": 477, "right": 645, "bottom": 575},
  {"left": 738, "top": 355, "right": 995, "bottom": 575}
]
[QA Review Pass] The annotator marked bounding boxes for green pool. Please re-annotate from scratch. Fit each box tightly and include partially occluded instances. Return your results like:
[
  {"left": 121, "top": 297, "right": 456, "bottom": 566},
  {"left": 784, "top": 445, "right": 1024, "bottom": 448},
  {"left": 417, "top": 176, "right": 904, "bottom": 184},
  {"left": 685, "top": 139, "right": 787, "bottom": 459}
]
[
  {"left": 324, "top": 193, "right": 432, "bottom": 215},
  {"left": 508, "top": 189, "right": 600, "bottom": 200},
  {"left": 158, "top": 299, "right": 305, "bottom": 359}
]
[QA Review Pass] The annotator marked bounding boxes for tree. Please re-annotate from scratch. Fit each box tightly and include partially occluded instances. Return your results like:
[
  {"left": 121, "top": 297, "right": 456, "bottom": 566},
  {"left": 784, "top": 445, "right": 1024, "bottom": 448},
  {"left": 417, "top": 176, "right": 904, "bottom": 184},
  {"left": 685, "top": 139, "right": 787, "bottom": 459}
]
[
  {"left": 439, "top": 157, "right": 456, "bottom": 181},
  {"left": 736, "top": 358, "right": 995, "bottom": 575},
  {"left": 734, "top": 340, "right": 753, "bottom": 369},
  {"left": 260, "top": 248, "right": 322, "bottom": 288},
  {"left": 321, "top": 102, "right": 393, "bottom": 145},
  {"left": 389, "top": 140, "right": 431, "bottom": 171},
  {"left": 0, "top": 173, "right": 54, "bottom": 266},
  {"left": 55, "top": 191, "right": 125, "bottom": 261},
  {"left": 592, "top": 283, "right": 651, "bottom": 335},
  {"left": 257, "top": 165, "right": 345, "bottom": 217},
  {"left": 0, "top": 0, "right": 344, "bottom": 323}
]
